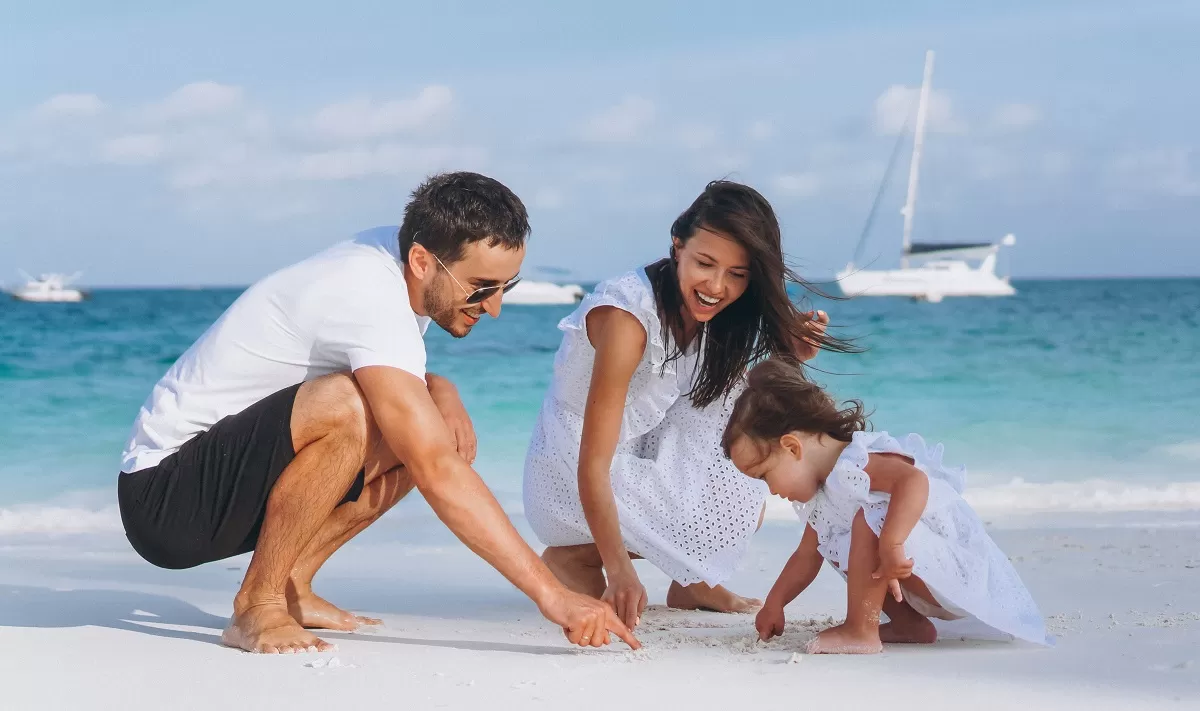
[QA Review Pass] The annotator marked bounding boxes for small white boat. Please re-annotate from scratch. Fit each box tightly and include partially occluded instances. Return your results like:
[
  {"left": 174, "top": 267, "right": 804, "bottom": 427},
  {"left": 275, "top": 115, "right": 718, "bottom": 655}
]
[
  {"left": 837, "top": 51, "right": 1016, "bottom": 302},
  {"left": 504, "top": 280, "right": 585, "bottom": 305},
  {"left": 9, "top": 271, "right": 88, "bottom": 303}
]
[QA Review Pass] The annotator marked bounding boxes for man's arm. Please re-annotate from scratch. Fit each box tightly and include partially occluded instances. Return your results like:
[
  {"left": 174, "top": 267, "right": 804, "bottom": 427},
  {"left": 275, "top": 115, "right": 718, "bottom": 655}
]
[
  {"left": 425, "top": 371, "right": 476, "bottom": 464},
  {"left": 353, "top": 365, "right": 639, "bottom": 649}
]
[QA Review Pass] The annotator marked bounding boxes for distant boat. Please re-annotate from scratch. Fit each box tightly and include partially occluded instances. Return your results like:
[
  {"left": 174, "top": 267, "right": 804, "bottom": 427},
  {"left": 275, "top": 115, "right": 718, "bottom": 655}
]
[
  {"left": 504, "top": 280, "right": 585, "bottom": 305},
  {"left": 9, "top": 271, "right": 88, "bottom": 303},
  {"left": 837, "top": 50, "right": 1016, "bottom": 303}
]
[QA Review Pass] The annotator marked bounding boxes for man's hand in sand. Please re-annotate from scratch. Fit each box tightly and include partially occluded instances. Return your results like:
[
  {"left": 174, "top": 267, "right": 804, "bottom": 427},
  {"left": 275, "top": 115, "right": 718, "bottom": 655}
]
[
  {"left": 755, "top": 602, "right": 786, "bottom": 642},
  {"left": 541, "top": 588, "right": 641, "bottom": 649}
]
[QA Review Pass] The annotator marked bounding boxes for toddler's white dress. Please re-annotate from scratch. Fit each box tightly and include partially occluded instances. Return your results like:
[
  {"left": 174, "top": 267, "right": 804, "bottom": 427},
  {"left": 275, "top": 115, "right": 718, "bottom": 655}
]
[
  {"left": 523, "top": 269, "right": 767, "bottom": 585},
  {"left": 799, "top": 430, "right": 1049, "bottom": 645}
]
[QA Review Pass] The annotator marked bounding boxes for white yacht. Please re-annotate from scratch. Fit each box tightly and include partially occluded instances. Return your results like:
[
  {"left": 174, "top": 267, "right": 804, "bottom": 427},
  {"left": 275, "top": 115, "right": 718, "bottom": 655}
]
[
  {"left": 836, "top": 50, "right": 1016, "bottom": 302},
  {"left": 503, "top": 280, "right": 585, "bottom": 305},
  {"left": 9, "top": 271, "right": 88, "bottom": 303}
]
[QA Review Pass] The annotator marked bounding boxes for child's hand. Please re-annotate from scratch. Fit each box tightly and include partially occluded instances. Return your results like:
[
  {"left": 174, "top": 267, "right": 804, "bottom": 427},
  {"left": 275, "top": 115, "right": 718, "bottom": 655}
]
[
  {"left": 755, "top": 602, "right": 786, "bottom": 641},
  {"left": 872, "top": 543, "right": 914, "bottom": 602}
]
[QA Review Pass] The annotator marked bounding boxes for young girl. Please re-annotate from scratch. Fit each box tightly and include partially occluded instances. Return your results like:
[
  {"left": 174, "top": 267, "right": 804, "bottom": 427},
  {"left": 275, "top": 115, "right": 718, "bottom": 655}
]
[{"left": 722, "top": 359, "right": 1049, "bottom": 654}]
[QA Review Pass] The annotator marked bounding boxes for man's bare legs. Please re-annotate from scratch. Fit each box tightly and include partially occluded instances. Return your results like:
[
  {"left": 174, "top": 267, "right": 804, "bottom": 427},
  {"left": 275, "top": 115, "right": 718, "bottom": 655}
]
[
  {"left": 223, "top": 373, "right": 380, "bottom": 654},
  {"left": 285, "top": 445, "right": 415, "bottom": 631},
  {"left": 805, "top": 509, "right": 935, "bottom": 654},
  {"left": 541, "top": 544, "right": 761, "bottom": 614}
]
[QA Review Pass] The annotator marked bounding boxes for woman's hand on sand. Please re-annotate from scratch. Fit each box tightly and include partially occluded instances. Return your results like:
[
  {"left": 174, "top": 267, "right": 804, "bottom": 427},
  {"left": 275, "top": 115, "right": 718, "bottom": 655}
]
[
  {"left": 601, "top": 567, "right": 648, "bottom": 630},
  {"left": 541, "top": 587, "right": 640, "bottom": 649},
  {"left": 755, "top": 602, "right": 786, "bottom": 641},
  {"left": 791, "top": 310, "right": 829, "bottom": 361},
  {"left": 872, "top": 542, "right": 914, "bottom": 602}
]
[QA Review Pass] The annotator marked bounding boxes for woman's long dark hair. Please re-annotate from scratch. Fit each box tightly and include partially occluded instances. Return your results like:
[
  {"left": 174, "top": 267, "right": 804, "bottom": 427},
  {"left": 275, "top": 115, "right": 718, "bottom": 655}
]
[{"left": 647, "top": 179, "right": 858, "bottom": 408}]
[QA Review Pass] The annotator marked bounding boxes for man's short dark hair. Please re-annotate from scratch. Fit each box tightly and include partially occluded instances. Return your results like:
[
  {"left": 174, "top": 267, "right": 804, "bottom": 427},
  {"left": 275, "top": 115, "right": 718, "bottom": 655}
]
[{"left": 398, "top": 171, "right": 530, "bottom": 265}]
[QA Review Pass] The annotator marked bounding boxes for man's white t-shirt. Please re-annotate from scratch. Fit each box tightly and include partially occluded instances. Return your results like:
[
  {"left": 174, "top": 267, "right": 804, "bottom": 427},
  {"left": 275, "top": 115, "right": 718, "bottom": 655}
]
[{"left": 120, "top": 226, "right": 432, "bottom": 474}]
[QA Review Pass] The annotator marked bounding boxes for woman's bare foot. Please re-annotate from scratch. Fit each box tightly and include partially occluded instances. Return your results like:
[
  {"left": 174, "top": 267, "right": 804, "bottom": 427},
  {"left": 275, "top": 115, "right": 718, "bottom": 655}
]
[
  {"left": 666, "top": 581, "right": 762, "bottom": 613},
  {"left": 286, "top": 588, "right": 381, "bottom": 631},
  {"left": 804, "top": 623, "right": 883, "bottom": 654},
  {"left": 541, "top": 546, "right": 606, "bottom": 597},
  {"left": 879, "top": 616, "right": 937, "bottom": 644},
  {"left": 222, "top": 601, "right": 335, "bottom": 654}
]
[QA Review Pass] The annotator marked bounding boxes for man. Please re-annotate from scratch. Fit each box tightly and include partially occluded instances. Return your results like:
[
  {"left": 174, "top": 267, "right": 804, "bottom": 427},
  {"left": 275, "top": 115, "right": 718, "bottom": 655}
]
[{"left": 117, "top": 171, "right": 638, "bottom": 654}]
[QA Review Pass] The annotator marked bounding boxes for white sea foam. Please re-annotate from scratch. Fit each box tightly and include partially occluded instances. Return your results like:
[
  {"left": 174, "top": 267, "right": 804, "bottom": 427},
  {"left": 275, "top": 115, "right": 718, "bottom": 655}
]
[
  {"left": 0, "top": 504, "right": 122, "bottom": 535},
  {"left": 964, "top": 479, "right": 1200, "bottom": 513},
  {"left": 1161, "top": 440, "right": 1200, "bottom": 461},
  {"left": 5, "top": 477, "right": 1200, "bottom": 536},
  {"left": 761, "top": 478, "right": 1200, "bottom": 522}
]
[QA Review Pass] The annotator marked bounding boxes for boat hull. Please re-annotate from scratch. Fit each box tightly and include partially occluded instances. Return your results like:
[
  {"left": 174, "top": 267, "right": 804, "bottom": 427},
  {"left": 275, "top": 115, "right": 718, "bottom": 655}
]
[
  {"left": 836, "top": 266, "right": 1015, "bottom": 300},
  {"left": 503, "top": 281, "right": 585, "bottom": 305},
  {"left": 11, "top": 289, "right": 87, "bottom": 303}
]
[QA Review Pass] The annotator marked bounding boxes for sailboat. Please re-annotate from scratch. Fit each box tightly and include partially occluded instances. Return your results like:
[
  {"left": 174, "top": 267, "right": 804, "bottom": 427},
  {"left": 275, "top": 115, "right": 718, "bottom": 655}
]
[{"left": 837, "top": 51, "right": 1016, "bottom": 302}]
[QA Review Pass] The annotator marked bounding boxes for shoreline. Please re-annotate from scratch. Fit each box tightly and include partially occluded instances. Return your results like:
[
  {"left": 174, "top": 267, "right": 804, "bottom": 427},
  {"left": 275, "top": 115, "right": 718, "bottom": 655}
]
[{"left": 1, "top": 507, "right": 1197, "bottom": 709}]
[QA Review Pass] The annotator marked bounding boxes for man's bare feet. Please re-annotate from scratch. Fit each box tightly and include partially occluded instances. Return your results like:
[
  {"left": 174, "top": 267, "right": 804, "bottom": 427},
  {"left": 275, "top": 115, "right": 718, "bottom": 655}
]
[
  {"left": 804, "top": 623, "right": 883, "bottom": 654},
  {"left": 286, "top": 587, "right": 381, "bottom": 631},
  {"left": 666, "top": 581, "right": 761, "bottom": 613},
  {"left": 222, "top": 602, "right": 335, "bottom": 654},
  {"left": 879, "top": 616, "right": 937, "bottom": 644}
]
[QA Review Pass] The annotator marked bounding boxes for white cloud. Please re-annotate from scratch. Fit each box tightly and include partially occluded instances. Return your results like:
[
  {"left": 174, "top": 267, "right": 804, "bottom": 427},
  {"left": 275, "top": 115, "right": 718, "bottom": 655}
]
[
  {"left": 772, "top": 172, "right": 822, "bottom": 198},
  {"left": 1107, "top": 148, "right": 1200, "bottom": 197},
  {"left": 169, "top": 142, "right": 486, "bottom": 189},
  {"left": 33, "top": 93, "right": 106, "bottom": 119},
  {"left": 97, "top": 134, "right": 164, "bottom": 165},
  {"left": 146, "top": 81, "right": 244, "bottom": 122},
  {"left": 295, "top": 142, "right": 482, "bottom": 181},
  {"left": 531, "top": 187, "right": 566, "bottom": 210},
  {"left": 308, "top": 85, "right": 454, "bottom": 142},
  {"left": 580, "top": 96, "right": 656, "bottom": 143},
  {"left": 747, "top": 120, "right": 774, "bottom": 141},
  {"left": 1041, "top": 150, "right": 1071, "bottom": 177},
  {"left": 991, "top": 103, "right": 1042, "bottom": 132},
  {"left": 873, "top": 84, "right": 963, "bottom": 135},
  {"left": 675, "top": 124, "right": 719, "bottom": 151}
]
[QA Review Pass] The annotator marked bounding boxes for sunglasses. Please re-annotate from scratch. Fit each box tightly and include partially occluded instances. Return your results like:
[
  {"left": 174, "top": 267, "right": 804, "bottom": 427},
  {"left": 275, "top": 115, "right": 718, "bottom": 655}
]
[{"left": 428, "top": 250, "right": 521, "bottom": 305}]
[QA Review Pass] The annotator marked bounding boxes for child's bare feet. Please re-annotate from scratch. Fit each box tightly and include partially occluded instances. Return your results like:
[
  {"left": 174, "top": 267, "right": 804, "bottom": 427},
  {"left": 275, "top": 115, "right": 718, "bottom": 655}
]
[
  {"left": 879, "top": 616, "right": 937, "bottom": 644},
  {"left": 804, "top": 623, "right": 883, "bottom": 654},
  {"left": 880, "top": 594, "right": 938, "bottom": 644},
  {"left": 666, "top": 581, "right": 761, "bottom": 613}
]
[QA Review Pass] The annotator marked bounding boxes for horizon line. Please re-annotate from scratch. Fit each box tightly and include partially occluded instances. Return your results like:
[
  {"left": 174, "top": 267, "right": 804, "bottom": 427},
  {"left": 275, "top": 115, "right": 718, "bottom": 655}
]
[{"left": 49, "top": 273, "right": 1200, "bottom": 291}]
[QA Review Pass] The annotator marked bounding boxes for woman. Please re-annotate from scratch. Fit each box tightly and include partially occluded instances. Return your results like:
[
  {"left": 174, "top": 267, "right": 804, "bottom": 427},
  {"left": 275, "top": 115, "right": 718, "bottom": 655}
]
[{"left": 522, "top": 180, "right": 852, "bottom": 629}]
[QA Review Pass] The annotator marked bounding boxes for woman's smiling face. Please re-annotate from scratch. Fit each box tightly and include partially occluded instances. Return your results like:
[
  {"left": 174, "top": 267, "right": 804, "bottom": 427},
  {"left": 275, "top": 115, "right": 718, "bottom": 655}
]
[{"left": 673, "top": 227, "right": 751, "bottom": 324}]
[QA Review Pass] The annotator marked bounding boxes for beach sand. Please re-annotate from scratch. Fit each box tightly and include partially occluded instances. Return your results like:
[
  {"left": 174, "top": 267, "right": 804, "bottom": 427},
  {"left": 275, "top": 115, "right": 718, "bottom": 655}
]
[{"left": 1, "top": 503, "right": 1197, "bottom": 710}]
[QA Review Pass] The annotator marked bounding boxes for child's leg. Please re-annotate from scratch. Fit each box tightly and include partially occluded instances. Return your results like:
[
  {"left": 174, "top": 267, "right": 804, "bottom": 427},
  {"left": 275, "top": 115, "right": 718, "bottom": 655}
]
[
  {"left": 806, "top": 509, "right": 888, "bottom": 654},
  {"left": 881, "top": 588, "right": 938, "bottom": 644}
]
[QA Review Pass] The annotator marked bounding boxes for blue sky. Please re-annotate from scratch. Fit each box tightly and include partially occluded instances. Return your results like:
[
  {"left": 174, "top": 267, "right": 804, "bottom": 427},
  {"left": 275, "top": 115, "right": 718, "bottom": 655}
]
[{"left": 2, "top": 1, "right": 1198, "bottom": 286}]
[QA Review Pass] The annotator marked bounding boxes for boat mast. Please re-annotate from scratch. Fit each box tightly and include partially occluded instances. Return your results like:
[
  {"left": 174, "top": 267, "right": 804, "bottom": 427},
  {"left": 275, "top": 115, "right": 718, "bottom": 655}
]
[{"left": 900, "top": 50, "right": 934, "bottom": 269}]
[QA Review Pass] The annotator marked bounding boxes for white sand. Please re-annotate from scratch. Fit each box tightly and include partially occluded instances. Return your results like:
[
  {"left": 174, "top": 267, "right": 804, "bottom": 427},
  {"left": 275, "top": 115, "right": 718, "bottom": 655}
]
[{"left": 1, "top": 503, "right": 1197, "bottom": 710}]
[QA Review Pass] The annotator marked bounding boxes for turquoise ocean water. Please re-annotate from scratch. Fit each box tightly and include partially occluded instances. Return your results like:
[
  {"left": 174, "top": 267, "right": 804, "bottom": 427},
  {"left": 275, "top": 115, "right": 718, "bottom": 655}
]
[{"left": 2, "top": 278, "right": 1198, "bottom": 529}]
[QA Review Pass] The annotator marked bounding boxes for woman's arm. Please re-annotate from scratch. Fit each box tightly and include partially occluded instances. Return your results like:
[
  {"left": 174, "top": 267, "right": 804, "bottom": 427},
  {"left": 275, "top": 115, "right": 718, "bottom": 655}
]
[{"left": 578, "top": 305, "right": 649, "bottom": 628}]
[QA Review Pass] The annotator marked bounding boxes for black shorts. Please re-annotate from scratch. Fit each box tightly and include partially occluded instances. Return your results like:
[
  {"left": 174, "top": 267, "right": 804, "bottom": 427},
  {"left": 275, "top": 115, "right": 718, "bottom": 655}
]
[{"left": 117, "top": 383, "right": 365, "bottom": 570}]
